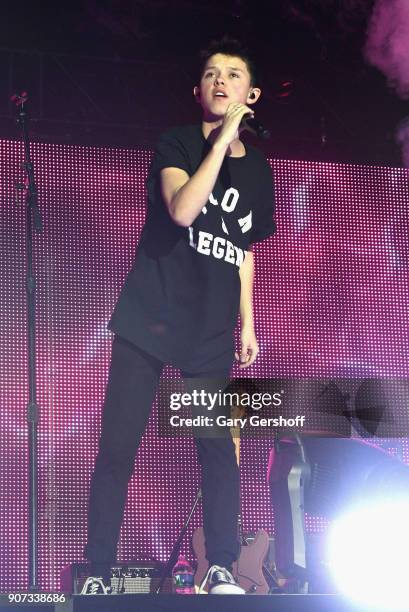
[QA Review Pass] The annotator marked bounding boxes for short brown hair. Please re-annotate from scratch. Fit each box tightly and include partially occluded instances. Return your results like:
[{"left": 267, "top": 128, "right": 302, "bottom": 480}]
[{"left": 199, "top": 36, "right": 259, "bottom": 87}]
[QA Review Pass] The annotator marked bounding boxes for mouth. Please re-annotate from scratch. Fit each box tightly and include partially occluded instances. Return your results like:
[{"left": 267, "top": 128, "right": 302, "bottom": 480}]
[{"left": 213, "top": 90, "right": 228, "bottom": 99}]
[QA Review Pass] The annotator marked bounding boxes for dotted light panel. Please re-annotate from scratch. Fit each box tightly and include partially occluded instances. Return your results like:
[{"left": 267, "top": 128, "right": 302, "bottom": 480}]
[{"left": 0, "top": 140, "right": 408, "bottom": 591}]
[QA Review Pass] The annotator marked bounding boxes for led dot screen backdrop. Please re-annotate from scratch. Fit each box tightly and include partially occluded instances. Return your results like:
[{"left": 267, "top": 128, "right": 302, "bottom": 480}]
[{"left": 1, "top": 139, "right": 409, "bottom": 591}]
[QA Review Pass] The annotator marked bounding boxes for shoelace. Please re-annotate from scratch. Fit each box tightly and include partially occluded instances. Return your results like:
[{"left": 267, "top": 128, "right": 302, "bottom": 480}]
[
  {"left": 89, "top": 580, "right": 101, "bottom": 595},
  {"left": 199, "top": 565, "right": 231, "bottom": 594},
  {"left": 82, "top": 577, "right": 109, "bottom": 595}
]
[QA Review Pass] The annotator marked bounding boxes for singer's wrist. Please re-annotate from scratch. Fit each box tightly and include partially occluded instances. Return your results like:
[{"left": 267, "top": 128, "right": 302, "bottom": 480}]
[{"left": 211, "top": 139, "right": 230, "bottom": 154}]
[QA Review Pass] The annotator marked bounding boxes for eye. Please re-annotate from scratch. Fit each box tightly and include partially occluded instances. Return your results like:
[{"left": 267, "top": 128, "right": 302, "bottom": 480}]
[
  {"left": 230, "top": 72, "right": 240, "bottom": 78},
  {"left": 204, "top": 71, "right": 214, "bottom": 78}
]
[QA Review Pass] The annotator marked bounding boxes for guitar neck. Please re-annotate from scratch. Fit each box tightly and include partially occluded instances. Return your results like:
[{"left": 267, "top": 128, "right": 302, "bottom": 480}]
[
  {"left": 232, "top": 429, "right": 240, "bottom": 465},
  {"left": 231, "top": 430, "right": 244, "bottom": 543},
  {"left": 237, "top": 512, "right": 244, "bottom": 544}
]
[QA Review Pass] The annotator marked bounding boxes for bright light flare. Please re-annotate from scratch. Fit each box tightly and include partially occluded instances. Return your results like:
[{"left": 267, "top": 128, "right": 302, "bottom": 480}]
[{"left": 327, "top": 499, "right": 409, "bottom": 610}]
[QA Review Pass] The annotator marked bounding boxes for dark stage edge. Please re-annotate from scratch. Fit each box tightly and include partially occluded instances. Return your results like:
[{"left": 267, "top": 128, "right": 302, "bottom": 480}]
[{"left": 0, "top": 594, "right": 386, "bottom": 612}]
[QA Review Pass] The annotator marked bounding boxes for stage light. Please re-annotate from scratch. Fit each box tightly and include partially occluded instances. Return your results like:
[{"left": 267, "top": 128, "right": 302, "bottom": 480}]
[
  {"left": 327, "top": 499, "right": 409, "bottom": 610},
  {"left": 268, "top": 434, "right": 409, "bottom": 594}
]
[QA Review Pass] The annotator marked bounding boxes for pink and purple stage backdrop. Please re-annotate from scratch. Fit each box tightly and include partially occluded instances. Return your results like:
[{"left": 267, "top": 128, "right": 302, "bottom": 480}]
[{"left": 1, "top": 139, "right": 409, "bottom": 591}]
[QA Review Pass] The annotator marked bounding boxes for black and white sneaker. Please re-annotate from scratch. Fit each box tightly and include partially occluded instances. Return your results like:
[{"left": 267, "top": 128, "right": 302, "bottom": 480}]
[
  {"left": 200, "top": 565, "right": 245, "bottom": 595},
  {"left": 80, "top": 576, "right": 112, "bottom": 595}
]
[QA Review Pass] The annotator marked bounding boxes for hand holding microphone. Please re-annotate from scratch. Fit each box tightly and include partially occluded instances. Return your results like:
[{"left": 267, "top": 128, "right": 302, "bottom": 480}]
[
  {"left": 216, "top": 103, "right": 270, "bottom": 149},
  {"left": 215, "top": 103, "right": 255, "bottom": 148}
]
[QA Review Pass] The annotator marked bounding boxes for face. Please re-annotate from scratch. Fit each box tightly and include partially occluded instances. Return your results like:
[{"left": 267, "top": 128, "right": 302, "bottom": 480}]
[{"left": 194, "top": 53, "right": 259, "bottom": 120}]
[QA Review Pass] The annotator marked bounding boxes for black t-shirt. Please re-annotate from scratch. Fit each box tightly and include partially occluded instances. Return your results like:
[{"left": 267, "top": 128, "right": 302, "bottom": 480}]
[{"left": 108, "top": 124, "right": 276, "bottom": 372}]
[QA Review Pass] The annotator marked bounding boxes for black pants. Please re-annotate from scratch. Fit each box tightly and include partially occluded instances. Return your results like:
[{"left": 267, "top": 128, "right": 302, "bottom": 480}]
[{"left": 84, "top": 335, "right": 240, "bottom": 574}]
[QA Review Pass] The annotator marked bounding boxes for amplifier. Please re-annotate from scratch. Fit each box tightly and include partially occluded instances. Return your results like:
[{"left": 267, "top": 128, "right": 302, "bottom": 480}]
[{"left": 60, "top": 562, "right": 172, "bottom": 594}]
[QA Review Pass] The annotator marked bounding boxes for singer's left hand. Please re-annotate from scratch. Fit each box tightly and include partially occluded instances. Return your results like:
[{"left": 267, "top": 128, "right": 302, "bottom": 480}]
[{"left": 235, "top": 327, "right": 259, "bottom": 369}]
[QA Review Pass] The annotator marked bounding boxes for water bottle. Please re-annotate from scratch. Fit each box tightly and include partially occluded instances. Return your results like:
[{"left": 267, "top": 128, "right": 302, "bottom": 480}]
[{"left": 172, "top": 554, "right": 195, "bottom": 594}]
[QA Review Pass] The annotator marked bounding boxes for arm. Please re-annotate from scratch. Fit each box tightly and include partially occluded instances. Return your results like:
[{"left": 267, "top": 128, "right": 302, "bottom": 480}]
[
  {"left": 160, "top": 103, "right": 254, "bottom": 227},
  {"left": 235, "top": 250, "right": 259, "bottom": 369},
  {"left": 160, "top": 141, "right": 228, "bottom": 227}
]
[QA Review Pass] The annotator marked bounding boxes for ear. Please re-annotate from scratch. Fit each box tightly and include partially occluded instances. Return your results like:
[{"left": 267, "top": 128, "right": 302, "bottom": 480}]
[
  {"left": 193, "top": 86, "right": 201, "bottom": 103},
  {"left": 247, "top": 87, "right": 261, "bottom": 105}
]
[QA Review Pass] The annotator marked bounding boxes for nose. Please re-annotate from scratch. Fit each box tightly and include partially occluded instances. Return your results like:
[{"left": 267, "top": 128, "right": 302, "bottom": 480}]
[{"left": 214, "top": 75, "right": 225, "bottom": 85}]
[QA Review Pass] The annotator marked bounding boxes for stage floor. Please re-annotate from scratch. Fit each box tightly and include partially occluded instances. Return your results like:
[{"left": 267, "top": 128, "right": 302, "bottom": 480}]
[{"left": 0, "top": 593, "right": 381, "bottom": 612}]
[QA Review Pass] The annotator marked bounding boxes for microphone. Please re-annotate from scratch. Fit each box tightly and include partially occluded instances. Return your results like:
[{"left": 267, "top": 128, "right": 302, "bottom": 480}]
[{"left": 241, "top": 114, "right": 271, "bottom": 140}]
